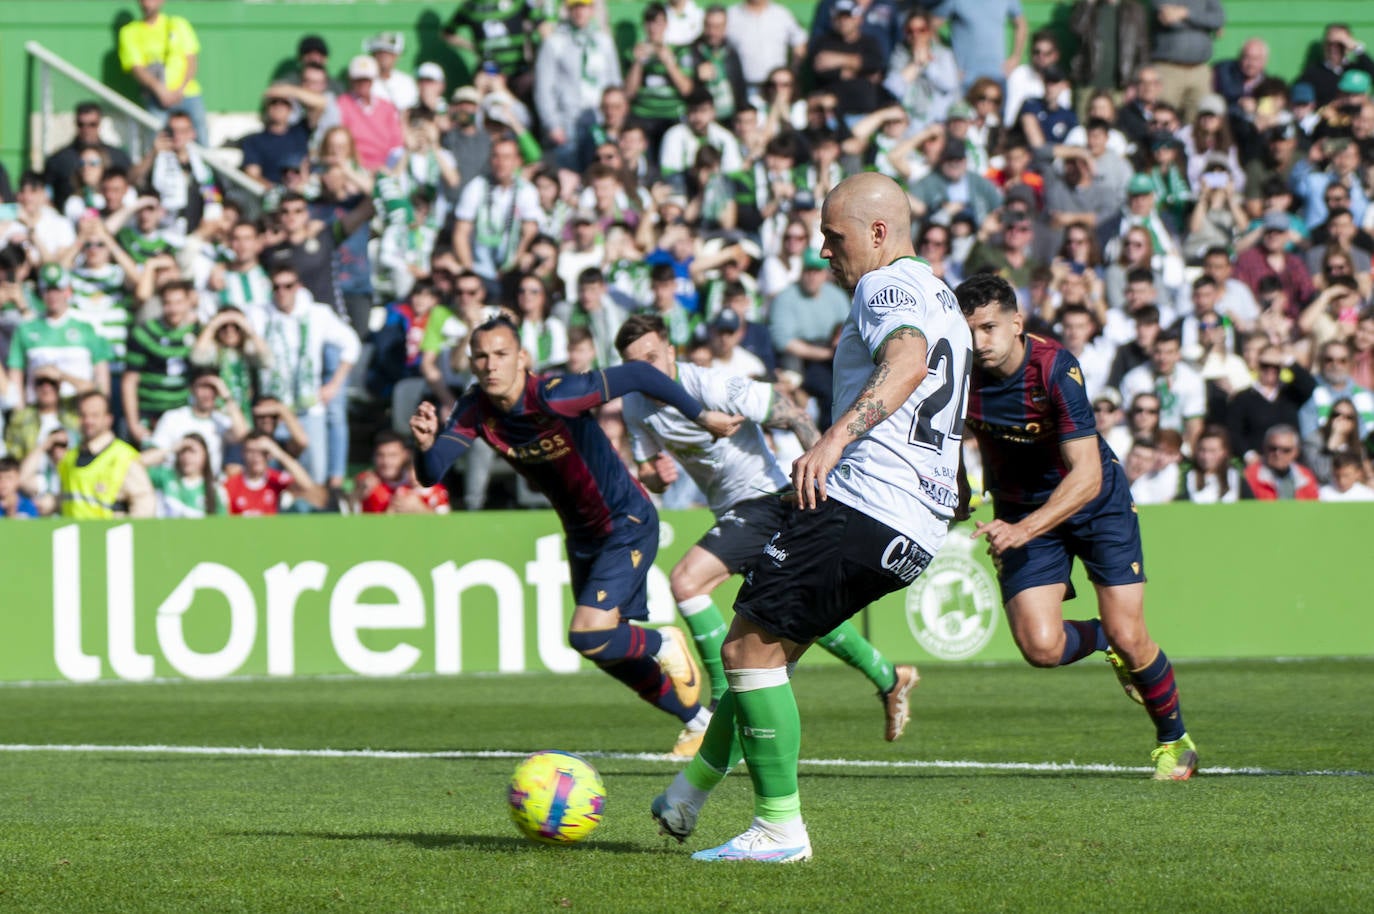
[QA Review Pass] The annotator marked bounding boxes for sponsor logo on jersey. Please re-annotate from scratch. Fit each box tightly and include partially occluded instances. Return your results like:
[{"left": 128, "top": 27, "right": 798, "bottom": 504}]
[
  {"left": 918, "top": 477, "right": 960, "bottom": 509},
  {"left": 630, "top": 549, "right": 643, "bottom": 569},
  {"left": 867, "top": 285, "right": 918, "bottom": 313},
  {"left": 904, "top": 535, "right": 998, "bottom": 661},
  {"left": 505, "top": 432, "right": 571, "bottom": 462},
  {"left": 596, "top": 590, "right": 607, "bottom": 602},
  {"left": 1067, "top": 366, "right": 1083, "bottom": 386}
]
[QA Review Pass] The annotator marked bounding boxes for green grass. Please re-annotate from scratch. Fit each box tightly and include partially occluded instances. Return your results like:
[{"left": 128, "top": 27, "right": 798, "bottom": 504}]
[{"left": 1, "top": 659, "right": 1371, "bottom": 913}]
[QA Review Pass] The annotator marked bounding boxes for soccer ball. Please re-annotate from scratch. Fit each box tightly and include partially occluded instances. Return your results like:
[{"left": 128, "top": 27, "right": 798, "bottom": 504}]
[{"left": 507, "top": 751, "right": 606, "bottom": 845}]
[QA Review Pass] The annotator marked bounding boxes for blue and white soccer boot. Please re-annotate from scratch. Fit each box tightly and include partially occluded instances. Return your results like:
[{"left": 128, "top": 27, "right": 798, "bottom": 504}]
[{"left": 691, "top": 818, "right": 813, "bottom": 863}]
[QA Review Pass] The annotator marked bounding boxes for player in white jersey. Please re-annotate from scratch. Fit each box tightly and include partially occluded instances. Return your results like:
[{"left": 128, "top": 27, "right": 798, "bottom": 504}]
[
  {"left": 651, "top": 173, "right": 972, "bottom": 863},
  {"left": 616, "top": 314, "right": 921, "bottom": 758}
]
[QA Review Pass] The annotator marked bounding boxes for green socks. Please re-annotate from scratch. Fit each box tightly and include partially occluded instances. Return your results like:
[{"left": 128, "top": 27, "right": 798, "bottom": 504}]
[
  {"left": 677, "top": 595, "right": 730, "bottom": 702},
  {"left": 728, "top": 667, "right": 802, "bottom": 824},
  {"left": 815, "top": 619, "right": 896, "bottom": 693}
]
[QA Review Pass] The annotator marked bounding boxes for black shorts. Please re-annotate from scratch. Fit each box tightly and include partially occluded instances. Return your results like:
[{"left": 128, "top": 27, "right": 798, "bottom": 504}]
[
  {"left": 732, "top": 498, "right": 934, "bottom": 644},
  {"left": 696, "top": 495, "right": 791, "bottom": 575}
]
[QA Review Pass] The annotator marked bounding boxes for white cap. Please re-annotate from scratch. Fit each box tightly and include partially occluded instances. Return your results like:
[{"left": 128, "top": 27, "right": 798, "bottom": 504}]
[
  {"left": 348, "top": 55, "right": 379, "bottom": 80},
  {"left": 416, "top": 62, "right": 445, "bottom": 83}
]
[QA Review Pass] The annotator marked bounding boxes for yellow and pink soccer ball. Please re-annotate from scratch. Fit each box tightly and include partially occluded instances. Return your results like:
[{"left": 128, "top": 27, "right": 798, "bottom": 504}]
[{"left": 507, "top": 751, "right": 606, "bottom": 845}]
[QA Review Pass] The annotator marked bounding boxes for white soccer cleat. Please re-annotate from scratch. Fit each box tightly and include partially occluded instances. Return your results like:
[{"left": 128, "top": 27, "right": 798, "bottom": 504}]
[
  {"left": 882, "top": 663, "right": 921, "bottom": 742},
  {"left": 690, "top": 819, "right": 813, "bottom": 863}
]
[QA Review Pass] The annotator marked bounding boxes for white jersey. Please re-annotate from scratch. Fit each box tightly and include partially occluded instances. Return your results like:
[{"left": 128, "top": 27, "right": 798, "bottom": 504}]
[
  {"left": 826, "top": 257, "right": 972, "bottom": 553},
  {"left": 622, "top": 362, "right": 788, "bottom": 514}
]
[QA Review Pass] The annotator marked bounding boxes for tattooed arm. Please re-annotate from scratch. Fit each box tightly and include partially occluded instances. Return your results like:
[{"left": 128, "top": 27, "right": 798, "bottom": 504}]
[
  {"left": 762, "top": 388, "right": 821, "bottom": 450},
  {"left": 790, "top": 326, "right": 929, "bottom": 509}
]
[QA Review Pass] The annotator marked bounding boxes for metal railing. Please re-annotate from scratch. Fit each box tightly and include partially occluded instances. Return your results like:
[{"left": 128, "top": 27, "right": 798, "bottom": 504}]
[{"left": 25, "top": 40, "right": 263, "bottom": 199}]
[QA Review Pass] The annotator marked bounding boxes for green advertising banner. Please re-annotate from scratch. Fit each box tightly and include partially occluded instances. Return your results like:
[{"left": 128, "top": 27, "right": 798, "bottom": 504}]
[{"left": 0, "top": 503, "right": 1369, "bottom": 683}]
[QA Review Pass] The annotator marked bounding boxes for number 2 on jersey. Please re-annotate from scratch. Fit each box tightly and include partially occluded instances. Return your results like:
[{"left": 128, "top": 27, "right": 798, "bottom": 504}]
[{"left": 909, "top": 337, "right": 971, "bottom": 450}]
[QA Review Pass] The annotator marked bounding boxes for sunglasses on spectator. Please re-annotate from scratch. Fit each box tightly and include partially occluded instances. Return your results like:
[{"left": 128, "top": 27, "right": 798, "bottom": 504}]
[
  {"left": 1333, "top": 410, "right": 1358, "bottom": 420},
  {"left": 1093, "top": 403, "right": 1115, "bottom": 413},
  {"left": 1324, "top": 354, "right": 1351, "bottom": 363},
  {"left": 1259, "top": 362, "right": 1283, "bottom": 370},
  {"left": 977, "top": 95, "right": 1001, "bottom": 104},
  {"left": 273, "top": 280, "right": 298, "bottom": 291},
  {"left": 1199, "top": 320, "right": 1222, "bottom": 330},
  {"left": 1265, "top": 444, "right": 1296, "bottom": 454},
  {"left": 1131, "top": 407, "right": 1159, "bottom": 415}
]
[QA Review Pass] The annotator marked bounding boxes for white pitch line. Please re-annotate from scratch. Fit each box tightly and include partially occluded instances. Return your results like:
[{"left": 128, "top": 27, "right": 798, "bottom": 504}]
[{"left": 0, "top": 743, "right": 1367, "bottom": 778}]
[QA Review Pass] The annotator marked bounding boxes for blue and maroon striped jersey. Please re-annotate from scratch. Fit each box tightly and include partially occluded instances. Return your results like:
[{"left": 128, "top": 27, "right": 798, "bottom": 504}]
[
  {"left": 420, "top": 361, "right": 709, "bottom": 539},
  {"left": 440, "top": 371, "right": 649, "bottom": 539},
  {"left": 967, "top": 334, "right": 1114, "bottom": 505}
]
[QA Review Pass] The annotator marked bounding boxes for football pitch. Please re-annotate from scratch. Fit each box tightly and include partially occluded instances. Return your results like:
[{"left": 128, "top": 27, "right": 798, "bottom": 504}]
[{"left": 1, "top": 658, "right": 1370, "bottom": 913}]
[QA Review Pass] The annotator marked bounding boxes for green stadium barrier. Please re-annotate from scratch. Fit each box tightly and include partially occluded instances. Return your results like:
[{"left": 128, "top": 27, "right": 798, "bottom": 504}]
[
  {"left": 0, "top": 502, "right": 1368, "bottom": 683},
  {"left": 5, "top": 0, "right": 1372, "bottom": 178}
]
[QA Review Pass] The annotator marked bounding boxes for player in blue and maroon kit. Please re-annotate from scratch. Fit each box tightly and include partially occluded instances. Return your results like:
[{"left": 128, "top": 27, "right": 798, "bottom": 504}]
[
  {"left": 410, "top": 316, "right": 744, "bottom": 753},
  {"left": 954, "top": 274, "right": 1198, "bottom": 780}
]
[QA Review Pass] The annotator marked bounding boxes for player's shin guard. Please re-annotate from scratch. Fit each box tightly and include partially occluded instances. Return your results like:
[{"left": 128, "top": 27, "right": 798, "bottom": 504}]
[
  {"left": 1058, "top": 619, "right": 1109, "bottom": 666},
  {"left": 677, "top": 595, "right": 729, "bottom": 703},
  {"left": 815, "top": 619, "right": 896, "bottom": 692},
  {"left": 1129, "top": 648, "right": 1187, "bottom": 742},
  {"left": 728, "top": 667, "right": 802, "bottom": 825}
]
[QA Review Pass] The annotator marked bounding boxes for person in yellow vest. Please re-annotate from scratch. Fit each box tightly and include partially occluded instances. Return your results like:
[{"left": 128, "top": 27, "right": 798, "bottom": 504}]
[
  {"left": 118, "top": 0, "right": 209, "bottom": 144},
  {"left": 58, "top": 391, "right": 155, "bottom": 519}
]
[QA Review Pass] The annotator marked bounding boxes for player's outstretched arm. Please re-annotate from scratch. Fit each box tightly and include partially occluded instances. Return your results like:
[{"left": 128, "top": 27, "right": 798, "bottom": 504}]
[
  {"left": 598, "top": 362, "right": 743, "bottom": 438},
  {"left": 792, "top": 327, "right": 929, "bottom": 509},
  {"left": 763, "top": 388, "right": 820, "bottom": 450},
  {"left": 973, "top": 436, "right": 1101, "bottom": 556}
]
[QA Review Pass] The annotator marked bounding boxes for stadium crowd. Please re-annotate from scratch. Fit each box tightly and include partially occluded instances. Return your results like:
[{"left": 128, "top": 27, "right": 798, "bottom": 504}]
[{"left": 2, "top": 0, "right": 1374, "bottom": 521}]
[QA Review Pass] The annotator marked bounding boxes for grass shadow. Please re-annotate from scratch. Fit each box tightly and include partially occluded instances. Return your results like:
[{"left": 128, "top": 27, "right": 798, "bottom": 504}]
[{"left": 225, "top": 829, "right": 647, "bottom": 853}]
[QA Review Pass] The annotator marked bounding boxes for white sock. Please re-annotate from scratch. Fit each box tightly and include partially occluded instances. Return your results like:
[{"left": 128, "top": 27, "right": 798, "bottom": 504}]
[
  {"left": 686, "top": 707, "right": 712, "bottom": 731},
  {"left": 665, "top": 770, "right": 710, "bottom": 810},
  {"left": 754, "top": 815, "right": 808, "bottom": 843},
  {"left": 677, "top": 594, "right": 713, "bottom": 617}
]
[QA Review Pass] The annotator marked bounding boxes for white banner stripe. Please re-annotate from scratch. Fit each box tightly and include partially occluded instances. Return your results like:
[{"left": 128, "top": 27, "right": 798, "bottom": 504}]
[{"left": 0, "top": 743, "right": 1366, "bottom": 777}]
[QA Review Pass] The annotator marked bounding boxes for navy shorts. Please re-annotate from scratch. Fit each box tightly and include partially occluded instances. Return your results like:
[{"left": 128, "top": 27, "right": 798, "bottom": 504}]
[
  {"left": 696, "top": 495, "right": 791, "bottom": 575},
  {"left": 993, "top": 461, "right": 1146, "bottom": 603},
  {"left": 732, "top": 498, "right": 933, "bottom": 644},
  {"left": 567, "top": 509, "right": 660, "bottom": 621}
]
